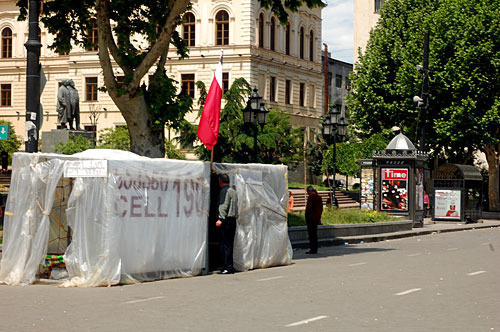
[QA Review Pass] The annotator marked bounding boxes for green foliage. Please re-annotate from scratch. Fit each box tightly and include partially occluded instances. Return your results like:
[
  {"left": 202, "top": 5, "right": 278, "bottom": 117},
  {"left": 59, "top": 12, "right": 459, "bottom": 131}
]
[
  {"left": 288, "top": 182, "right": 331, "bottom": 191},
  {"left": 288, "top": 208, "right": 399, "bottom": 227},
  {"left": 347, "top": 0, "right": 500, "bottom": 162},
  {"left": 165, "top": 140, "right": 186, "bottom": 160},
  {"left": 0, "top": 120, "right": 22, "bottom": 165},
  {"left": 55, "top": 135, "right": 94, "bottom": 155},
  {"left": 307, "top": 132, "right": 388, "bottom": 178},
  {"left": 97, "top": 126, "right": 130, "bottom": 150},
  {"left": 180, "top": 78, "right": 303, "bottom": 164}
]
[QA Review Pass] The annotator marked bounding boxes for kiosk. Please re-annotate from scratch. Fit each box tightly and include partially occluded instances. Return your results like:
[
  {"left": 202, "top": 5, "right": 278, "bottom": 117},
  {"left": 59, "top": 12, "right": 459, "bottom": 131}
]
[
  {"left": 372, "top": 133, "right": 428, "bottom": 227},
  {"left": 432, "top": 164, "right": 482, "bottom": 221}
]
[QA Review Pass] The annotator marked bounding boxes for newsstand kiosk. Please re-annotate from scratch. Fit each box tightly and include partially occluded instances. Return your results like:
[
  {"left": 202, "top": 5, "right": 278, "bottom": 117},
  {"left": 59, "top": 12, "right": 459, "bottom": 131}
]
[{"left": 371, "top": 133, "right": 428, "bottom": 227}]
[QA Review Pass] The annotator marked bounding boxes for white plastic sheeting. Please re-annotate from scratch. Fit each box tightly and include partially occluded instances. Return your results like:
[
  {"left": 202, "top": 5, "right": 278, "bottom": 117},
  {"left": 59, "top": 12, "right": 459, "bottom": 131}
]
[
  {"left": 0, "top": 150, "right": 291, "bottom": 287},
  {"left": 213, "top": 163, "right": 292, "bottom": 271}
]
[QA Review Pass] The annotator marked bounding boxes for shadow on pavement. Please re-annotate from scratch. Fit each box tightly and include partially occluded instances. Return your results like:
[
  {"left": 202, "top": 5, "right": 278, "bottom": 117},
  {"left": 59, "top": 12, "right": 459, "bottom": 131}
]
[{"left": 292, "top": 245, "right": 394, "bottom": 260}]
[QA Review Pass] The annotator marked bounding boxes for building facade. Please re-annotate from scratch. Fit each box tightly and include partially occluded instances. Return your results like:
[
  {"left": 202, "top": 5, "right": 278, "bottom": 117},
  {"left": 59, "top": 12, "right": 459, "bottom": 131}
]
[
  {"left": 0, "top": 0, "right": 323, "bottom": 152},
  {"left": 323, "top": 55, "right": 352, "bottom": 118},
  {"left": 353, "top": 0, "right": 384, "bottom": 63}
]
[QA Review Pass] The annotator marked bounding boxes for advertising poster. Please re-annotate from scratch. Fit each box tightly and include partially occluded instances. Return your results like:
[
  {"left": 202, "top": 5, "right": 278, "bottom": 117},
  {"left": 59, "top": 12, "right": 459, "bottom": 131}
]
[
  {"left": 360, "top": 168, "right": 374, "bottom": 210},
  {"left": 434, "top": 189, "right": 461, "bottom": 220},
  {"left": 415, "top": 169, "right": 424, "bottom": 211},
  {"left": 381, "top": 168, "right": 408, "bottom": 211}
]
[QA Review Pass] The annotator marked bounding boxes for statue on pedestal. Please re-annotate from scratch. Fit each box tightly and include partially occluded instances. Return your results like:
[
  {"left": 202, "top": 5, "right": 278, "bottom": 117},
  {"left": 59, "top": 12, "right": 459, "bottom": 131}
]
[
  {"left": 57, "top": 80, "right": 71, "bottom": 129},
  {"left": 67, "top": 79, "right": 81, "bottom": 130},
  {"left": 56, "top": 79, "right": 81, "bottom": 130}
]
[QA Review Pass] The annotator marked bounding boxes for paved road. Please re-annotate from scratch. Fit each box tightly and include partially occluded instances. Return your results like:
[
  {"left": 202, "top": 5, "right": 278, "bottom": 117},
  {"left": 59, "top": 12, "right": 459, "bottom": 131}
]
[{"left": 0, "top": 228, "right": 499, "bottom": 332}]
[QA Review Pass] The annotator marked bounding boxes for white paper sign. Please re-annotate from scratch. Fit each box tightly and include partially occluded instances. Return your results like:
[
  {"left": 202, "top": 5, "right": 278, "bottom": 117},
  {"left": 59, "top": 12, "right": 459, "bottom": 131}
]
[{"left": 64, "top": 160, "right": 108, "bottom": 178}]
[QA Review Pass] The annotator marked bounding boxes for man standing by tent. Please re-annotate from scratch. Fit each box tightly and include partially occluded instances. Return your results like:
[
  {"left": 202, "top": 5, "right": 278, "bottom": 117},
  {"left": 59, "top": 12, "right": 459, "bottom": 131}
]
[
  {"left": 305, "top": 186, "right": 323, "bottom": 254},
  {"left": 216, "top": 174, "right": 238, "bottom": 274}
]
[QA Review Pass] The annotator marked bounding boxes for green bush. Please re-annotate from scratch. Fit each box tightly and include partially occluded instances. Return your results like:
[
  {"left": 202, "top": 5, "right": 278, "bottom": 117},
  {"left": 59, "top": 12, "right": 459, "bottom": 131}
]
[
  {"left": 0, "top": 120, "right": 22, "bottom": 165},
  {"left": 55, "top": 134, "right": 94, "bottom": 155},
  {"left": 288, "top": 182, "right": 331, "bottom": 191},
  {"left": 288, "top": 208, "right": 399, "bottom": 227}
]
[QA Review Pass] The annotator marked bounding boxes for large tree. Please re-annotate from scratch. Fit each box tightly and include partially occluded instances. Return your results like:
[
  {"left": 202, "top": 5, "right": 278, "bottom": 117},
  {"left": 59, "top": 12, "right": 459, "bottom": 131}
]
[
  {"left": 347, "top": 0, "right": 500, "bottom": 211},
  {"left": 17, "top": 0, "right": 323, "bottom": 158}
]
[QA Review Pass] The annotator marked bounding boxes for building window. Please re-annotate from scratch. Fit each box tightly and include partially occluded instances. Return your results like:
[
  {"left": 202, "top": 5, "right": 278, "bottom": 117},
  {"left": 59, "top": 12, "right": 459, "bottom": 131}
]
[
  {"left": 222, "top": 72, "right": 229, "bottom": 94},
  {"left": 285, "top": 80, "right": 291, "bottom": 104},
  {"left": 285, "top": 23, "right": 290, "bottom": 55},
  {"left": 216, "top": 10, "right": 229, "bottom": 46},
  {"left": 1, "top": 84, "right": 11, "bottom": 107},
  {"left": 299, "top": 82, "right": 305, "bottom": 107},
  {"left": 1, "top": 28, "right": 12, "bottom": 58},
  {"left": 299, "top": 27, "right": 304, "bottom": 59},
  {"left": 258, "top": 13, "right": 264, "bottom": 48},
  {"left": 269, "top": 76, "right": 276, "bottom": 102},
  {"left": 181, "top": 74, "right": 195, "bottom": 98},
  {"left": 85, "top": 77, "right": 98, "bottom": 101},
  {"left": 87, "top": 19, "right": 98, "bottom": 51},
  {"left": 309, "top": 30, "right": 314, "bottom": 61},
  {"left": 336, "top": 104, "right": 342, "bottom": 112},
  {"left": 270, "top": 17, "right": 276, "bottom": 51},
  {"left": 375, "top": 0, "right": 384, "bottom": 13},
  {"left": 183, "top": 12, "right": 195, "bottom": 47},
  {"left": 335, "top": 74, "right": 343, "bottom": 88}
]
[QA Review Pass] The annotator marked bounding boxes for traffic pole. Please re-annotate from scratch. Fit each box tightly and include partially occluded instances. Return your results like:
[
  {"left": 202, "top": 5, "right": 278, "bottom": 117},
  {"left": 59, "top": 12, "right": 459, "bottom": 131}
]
[{"left": 24, "top": 0, "right": 42, "bottom": 152}]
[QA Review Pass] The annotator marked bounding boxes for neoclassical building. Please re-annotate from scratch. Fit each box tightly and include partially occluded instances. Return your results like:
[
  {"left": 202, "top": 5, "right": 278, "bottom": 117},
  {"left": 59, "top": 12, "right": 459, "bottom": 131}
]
[{"left": 0, "top": 0, "right": 323, "bottom": 152}]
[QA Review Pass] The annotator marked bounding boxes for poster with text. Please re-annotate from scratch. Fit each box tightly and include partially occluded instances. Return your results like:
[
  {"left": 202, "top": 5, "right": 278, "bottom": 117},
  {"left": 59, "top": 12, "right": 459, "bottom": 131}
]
[
  {"left": 381, "top": 168, "right": 408, "bottom": 211},
  {"left": 360, "top": 168, "right": 375, "bottom": 210},
  {"left": 434, "top": 189, "right": 461, "bottom": 220}
]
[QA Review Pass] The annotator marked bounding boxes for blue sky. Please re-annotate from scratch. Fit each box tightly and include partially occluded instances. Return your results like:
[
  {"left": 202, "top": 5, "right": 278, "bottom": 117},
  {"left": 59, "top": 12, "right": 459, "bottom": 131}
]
[{"left": 321, "top": 0, "right": 354, "bottom": 64}]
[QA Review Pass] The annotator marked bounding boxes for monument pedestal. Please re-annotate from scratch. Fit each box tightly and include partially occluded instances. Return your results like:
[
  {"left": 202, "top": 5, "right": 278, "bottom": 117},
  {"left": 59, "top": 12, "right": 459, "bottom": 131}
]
[{"left": 41, "top": 129, "right": 96, "bottom": 153}]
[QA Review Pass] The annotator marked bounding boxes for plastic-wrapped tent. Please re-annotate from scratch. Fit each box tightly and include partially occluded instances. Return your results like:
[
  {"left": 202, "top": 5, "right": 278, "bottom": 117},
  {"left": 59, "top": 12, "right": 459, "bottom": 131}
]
[
  {"left": 0, "top": 150, "right": 292, "bottom": 287},
  {"left": 212, "top": 163, "right": 292, "bottom": 271}
]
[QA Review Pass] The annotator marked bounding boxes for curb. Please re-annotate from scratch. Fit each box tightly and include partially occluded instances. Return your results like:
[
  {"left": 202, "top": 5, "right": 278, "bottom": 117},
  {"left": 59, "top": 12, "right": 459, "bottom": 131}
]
[{"left": 290, "top": 222, "right": 500, "bottom": 249}]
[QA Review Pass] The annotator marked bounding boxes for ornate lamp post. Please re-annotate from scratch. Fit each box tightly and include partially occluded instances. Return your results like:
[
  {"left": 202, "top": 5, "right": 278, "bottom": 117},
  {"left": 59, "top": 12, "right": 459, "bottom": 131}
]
[
  {"left": 322, "top": 106, "right": 347, "bottom": 206},
  {"left": 242, "top": 87, "right": 269, "bottom": 162}
]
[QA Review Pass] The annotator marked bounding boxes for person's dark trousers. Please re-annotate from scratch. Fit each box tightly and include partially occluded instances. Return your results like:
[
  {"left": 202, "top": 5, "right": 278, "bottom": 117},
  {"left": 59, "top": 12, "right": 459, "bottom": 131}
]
[
  {"left": 306, "top": 220, "right": 318, "bottom": 253},
  {"left": 220, "top": 217, "right": 237, "bottom": 271}
]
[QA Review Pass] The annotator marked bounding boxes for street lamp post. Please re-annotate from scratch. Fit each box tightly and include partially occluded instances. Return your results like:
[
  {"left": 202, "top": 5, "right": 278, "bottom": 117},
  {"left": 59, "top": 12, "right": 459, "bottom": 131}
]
[
  {"left": 322, "top": 106, "right": 347, "bottom": 207},
  {"left": 243, "top": 87, "right": 269, "bottom": 162}
]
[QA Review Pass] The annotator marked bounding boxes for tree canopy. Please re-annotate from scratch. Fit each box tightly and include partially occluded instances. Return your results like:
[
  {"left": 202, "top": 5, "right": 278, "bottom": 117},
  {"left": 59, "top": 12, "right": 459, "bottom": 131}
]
[{"left": 347, "top": 0, "right": 500, "bottom": 210}]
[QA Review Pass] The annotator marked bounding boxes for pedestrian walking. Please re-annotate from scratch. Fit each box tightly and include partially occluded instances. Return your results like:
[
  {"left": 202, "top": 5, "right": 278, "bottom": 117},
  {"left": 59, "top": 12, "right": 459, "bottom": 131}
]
[
  {"left": 305, "top": 186, "right": 323, "bottom": 254},
  {"left": 216, "top": 174, "right": 239, "bottom": 274},
  {"left": 424, "top": 190, "right": 430, "bottom": 217},
  {"left": 288, "top": 191, "right": 294, "bottom": 212}
]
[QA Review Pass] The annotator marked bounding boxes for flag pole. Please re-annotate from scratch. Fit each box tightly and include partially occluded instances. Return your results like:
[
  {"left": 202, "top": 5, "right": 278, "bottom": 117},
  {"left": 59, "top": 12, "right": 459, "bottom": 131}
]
[{"left": 210, "top": 148, "right": 214, "bottom": 172}]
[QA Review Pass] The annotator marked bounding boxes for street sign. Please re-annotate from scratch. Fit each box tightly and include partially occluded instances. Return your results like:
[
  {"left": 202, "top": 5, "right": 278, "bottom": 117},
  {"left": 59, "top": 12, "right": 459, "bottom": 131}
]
[{"left": 0, "top": 125, "right": 9, "bottom": 140}]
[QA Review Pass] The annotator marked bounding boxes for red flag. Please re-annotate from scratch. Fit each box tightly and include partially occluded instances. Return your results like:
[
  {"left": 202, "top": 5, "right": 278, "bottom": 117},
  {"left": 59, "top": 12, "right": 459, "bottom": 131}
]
[{"left": 197, "top": 52, "right": 223, "bottom": 150}]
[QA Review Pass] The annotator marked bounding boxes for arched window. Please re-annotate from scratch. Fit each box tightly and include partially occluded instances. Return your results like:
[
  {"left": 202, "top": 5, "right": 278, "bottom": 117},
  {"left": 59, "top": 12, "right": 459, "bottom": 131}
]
[
  {"left": 1, "top": 28, "right": 12, "bottom": 58},
  {"left": 285, "top": 23, "right": 290, "bottom": 55},
  {"left": 258, "top": 13, "right": 264, "bottom": 48},
  {"left": 215, "top": 10, "right": 229, "bottom": 46},
  {"left": 183, "top": 12, "right": 195, "bottom": 47},
  {"left": 309, "top": 29, "right": 314, "bottom": 61},
  {"left": 299, "top": 26, "right": 304, "bottom": 59},
  {"left": 270, "top": 17, "right": 276, "bottom": 51},
  {"left": 87, "top": 19, "right": 98, "bottom": 51}
]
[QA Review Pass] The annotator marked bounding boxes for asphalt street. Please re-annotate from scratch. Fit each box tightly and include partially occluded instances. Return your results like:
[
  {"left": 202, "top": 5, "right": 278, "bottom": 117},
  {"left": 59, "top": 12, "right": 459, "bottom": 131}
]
[{"left": 0, "top": 228, "right": 499, "bottom": 332}]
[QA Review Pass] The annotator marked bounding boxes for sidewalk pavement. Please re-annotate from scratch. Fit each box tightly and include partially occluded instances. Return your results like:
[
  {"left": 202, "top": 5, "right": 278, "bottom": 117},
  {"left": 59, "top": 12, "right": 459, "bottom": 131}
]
[{"left": 316, "top": 219, "right": 500, "bottom": 246}]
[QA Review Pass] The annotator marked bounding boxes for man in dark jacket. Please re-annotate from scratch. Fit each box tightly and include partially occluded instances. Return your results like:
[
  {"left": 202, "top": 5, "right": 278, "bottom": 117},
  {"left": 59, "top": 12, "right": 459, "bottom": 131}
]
[
  {"left": 216, "top": 174, "right": 238, "bottom": 274},
  {"left": 305, "top": 186, "right": 323, "bottom": 254}
]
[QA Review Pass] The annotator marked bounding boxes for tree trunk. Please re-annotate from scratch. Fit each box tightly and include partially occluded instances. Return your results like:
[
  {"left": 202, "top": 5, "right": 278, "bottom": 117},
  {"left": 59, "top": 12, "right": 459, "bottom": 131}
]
[
  {"left": 484, "top": 144, "right": 500, "bottom": 211},
  {"left": 115, "top": 95, "right": 165, "bottom": 158}
]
